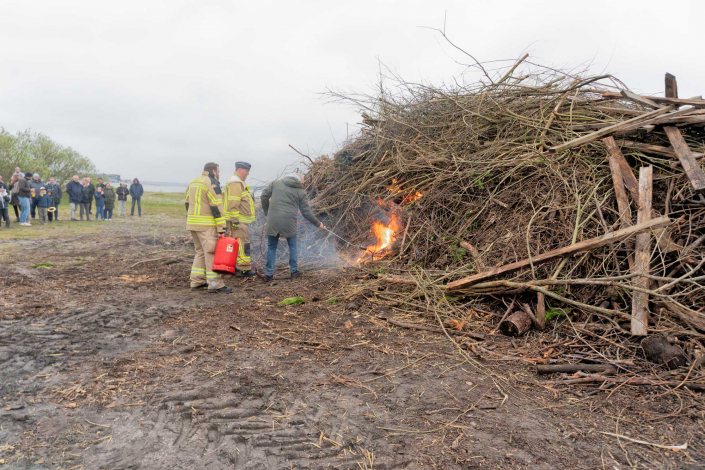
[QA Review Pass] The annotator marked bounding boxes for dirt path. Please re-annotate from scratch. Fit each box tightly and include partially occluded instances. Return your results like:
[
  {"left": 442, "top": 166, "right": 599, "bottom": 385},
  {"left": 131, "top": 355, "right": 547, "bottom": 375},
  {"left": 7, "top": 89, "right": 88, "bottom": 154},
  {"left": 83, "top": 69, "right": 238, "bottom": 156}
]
[{"left": 1, "top": 217, "right": 703, "bottom": 469}]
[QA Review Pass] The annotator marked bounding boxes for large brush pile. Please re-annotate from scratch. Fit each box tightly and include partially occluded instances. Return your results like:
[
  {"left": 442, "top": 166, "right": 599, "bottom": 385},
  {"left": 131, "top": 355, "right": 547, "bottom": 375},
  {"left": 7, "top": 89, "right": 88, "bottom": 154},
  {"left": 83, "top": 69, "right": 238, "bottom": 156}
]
[{"left": 307, "top": 58, "right": 705, "bottom": 351}]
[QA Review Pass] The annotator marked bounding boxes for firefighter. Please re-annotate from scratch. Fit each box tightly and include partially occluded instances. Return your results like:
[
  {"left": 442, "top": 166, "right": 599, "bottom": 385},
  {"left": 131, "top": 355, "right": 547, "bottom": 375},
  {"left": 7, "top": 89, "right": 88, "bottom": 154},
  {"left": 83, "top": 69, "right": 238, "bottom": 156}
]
[
  {"left": 224, "top": 161, "right": 256, "bottom": 276},
  {"left": 186, "top": 162, "right": 233, "bottom": 294}
]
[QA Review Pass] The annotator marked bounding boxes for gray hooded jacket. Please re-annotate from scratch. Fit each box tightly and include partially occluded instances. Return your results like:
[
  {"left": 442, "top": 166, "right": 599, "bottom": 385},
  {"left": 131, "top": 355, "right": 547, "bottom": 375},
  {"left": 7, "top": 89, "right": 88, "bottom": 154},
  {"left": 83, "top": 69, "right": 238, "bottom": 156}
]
[{"left": 261, "top": 175, "right": 320, "bottom": 238}]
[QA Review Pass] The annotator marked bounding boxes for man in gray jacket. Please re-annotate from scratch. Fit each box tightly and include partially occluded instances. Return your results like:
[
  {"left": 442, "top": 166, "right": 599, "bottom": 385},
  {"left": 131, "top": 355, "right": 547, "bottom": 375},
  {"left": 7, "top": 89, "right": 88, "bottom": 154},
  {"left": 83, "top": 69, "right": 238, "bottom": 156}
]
[{"left": 260, "top": 173, "right": 324, "bottom": 282}]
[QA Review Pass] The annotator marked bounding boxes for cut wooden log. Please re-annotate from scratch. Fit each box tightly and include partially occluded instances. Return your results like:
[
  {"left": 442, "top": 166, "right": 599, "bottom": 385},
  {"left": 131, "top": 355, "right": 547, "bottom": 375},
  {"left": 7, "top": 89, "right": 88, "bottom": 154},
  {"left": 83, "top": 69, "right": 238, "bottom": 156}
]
[
  {"left": 522, "top": 302, "right": 544, "bottom": 331},
  {"left": 663, "top": 126, "right": 705, "bottom": 192},
  {"left": 447, "top": 216, "right": 671, "bottom": 290},
  {"left": 536, "top": 363, "right": 616, "bottom": 374},
  {"left": 618, "top": 140, "right": 704, "bottom": 160},
  {"left": 499, "top": 310, "right": 532, "bottom": 337},
  {"left": 550, "top": 105, "right": 675, "bottom": 153},
  {"left": 642, "top": 335, "right": 687, "bottom": 369},
  {"left": 631, "top": 166, "right": 653, "bottom": 336}
]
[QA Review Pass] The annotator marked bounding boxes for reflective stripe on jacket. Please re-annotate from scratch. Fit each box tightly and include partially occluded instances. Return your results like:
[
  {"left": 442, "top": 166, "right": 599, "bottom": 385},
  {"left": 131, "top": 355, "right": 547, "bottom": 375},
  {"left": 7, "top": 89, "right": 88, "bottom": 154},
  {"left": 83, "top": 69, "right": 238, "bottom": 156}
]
[
  {"left": 185, "top": 171, "right": 226, "bottom": 231},
  {"left": 224, "top": 174, "right": 256, "bottom": 224}
]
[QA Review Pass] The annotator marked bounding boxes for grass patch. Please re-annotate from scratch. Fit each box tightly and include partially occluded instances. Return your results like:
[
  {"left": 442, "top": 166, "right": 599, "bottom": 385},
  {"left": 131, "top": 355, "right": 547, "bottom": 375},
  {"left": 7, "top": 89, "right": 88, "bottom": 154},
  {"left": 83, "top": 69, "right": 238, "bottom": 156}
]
[
  {"left": 0, "top": 191, "right": 185, "bottom": 240},
  {"left": 31, "top": 262, "right": 55, "bottom": 269},
  {"left": 278, "top": 296, "right": 305, "bottom": 306},
  {"left": 325, "top": 297, "right": 339, "bottom": 304}
]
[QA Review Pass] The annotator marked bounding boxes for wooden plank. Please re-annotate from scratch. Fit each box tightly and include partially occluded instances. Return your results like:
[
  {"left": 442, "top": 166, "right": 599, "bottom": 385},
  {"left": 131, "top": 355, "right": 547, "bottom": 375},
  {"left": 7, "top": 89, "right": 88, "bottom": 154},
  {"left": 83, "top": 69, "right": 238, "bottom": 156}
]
[
  {"left": 606, "top": 139, "right": 633, "bottom": 229},
  {"left": 549, "top": 105, "right": 675, "bottom": 153},
  {"left": 665, "top": 73, "right": 678, "bottom": 99},
  {"left": 614, "top": 107, "right": 703, "bottom": 135},
  {"left": 446, "top": 216, "right": 671, "bottom": 290},
  {"left": 618, "top": 140, "right": 704, "bottom": 160},
  {"left": 631, "top": 166, "right": 653, "bottom": 336},
  {"left": 663, "top": 126, "right": 705, "bottom": 192},
  {"left": 620, "top": 90, "right": 662, "bottom": 109},
  {"left": 602, "top": 92, "right": 705, "bottom": 107},
  {"left": 603, "top": 137, "right": 639, "bottom": 196}
]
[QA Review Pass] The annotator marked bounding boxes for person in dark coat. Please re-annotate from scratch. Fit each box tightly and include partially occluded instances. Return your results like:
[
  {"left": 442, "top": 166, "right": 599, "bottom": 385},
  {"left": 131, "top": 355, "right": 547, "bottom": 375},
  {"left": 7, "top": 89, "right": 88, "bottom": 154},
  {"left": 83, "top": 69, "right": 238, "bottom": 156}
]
[
  {"left": 45, "top": 177, "right": 62, "bottom": 222},
  {"left": 86, "top": 177, "right": 96, "bottom": 215},
  {"left": 66, "top": 175, "right": 83, "bottom": 221},
  {"left": 18, "top": 172, "right": 33, "bottom": 226},
  {"left": 96, "top": 177, "right": 106, "bottom": 190},
  {"left": 0, "top": 185, "right": 10, "bottom": 228},
  {"left": 36, "top": 187, "right": 52, "bottom": 224},
  {"left": 260, "top": 173, "right": 324, "bottom": 281},
  {"left": 94, "top": 186, "right": 105, "bottom": 220},
  {"left": 29, "top": 173, "right": 43, "bottom": 219},
  {"left": 129, "top": 178, "right": 143, "bottom": 216},
  {"left": 9, "top": 174, "right": 21, "bottom": 222},
  {"left": 116, "top": 182, "right": 129, "bottom": 216},
  {"left": 80, "top": 178, "right": 93, "bottom": 221},
  {"left": 103, "top": 183, "right": 116, "bottom": 220}
]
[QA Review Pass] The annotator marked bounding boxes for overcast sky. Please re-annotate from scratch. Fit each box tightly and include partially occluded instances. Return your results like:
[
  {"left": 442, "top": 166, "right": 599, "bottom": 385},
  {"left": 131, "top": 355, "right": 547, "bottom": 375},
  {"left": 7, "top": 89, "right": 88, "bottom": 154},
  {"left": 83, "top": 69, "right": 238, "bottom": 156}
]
[{"left": 2, "top": 0, "right": 703, "bottom": 185}]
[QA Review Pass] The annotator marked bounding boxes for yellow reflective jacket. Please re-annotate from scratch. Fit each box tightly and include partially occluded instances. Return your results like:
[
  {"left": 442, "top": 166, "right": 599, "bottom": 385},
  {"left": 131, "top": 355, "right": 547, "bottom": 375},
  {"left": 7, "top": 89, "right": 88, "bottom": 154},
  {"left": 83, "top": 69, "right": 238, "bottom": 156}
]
[
  {"left": 224, "top": 173, "right": 256, "bottom": 224},
  {"left": 185, "top": 171, "right": 226, "bottom": 231}
]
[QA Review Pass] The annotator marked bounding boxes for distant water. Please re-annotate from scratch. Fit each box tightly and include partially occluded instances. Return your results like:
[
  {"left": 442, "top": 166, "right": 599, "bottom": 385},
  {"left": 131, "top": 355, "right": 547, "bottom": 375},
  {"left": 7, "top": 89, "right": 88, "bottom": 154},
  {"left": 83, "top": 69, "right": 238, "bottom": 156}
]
[{"left": 141, "top": 183, "right": 187, "bottom": 193}]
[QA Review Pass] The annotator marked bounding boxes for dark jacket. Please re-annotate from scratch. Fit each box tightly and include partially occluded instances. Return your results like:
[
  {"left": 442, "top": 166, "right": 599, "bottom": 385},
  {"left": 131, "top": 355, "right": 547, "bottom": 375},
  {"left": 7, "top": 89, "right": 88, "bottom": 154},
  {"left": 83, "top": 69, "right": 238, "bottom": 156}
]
[
  {"left": 66, "top": 180, "right": 83, "bottom": 204},
  {"left": 261, "top": 175, "right": 321, "bottom": 238},
  {"left": 94, "top": 191, "right": 105, "bottom": 206},
  {"left": 29, "top": 178, "right": 43, "bottom": 198},
  {"left": 37, "top": 193, "right": 52, "bottom": 208},
  {"left": 45, "top": 182, "right": 62, "bottom": 205},
  {"left": 97, "top": 182, "right": 106, "bottom": 189},
  {"left": 103, "top": 188, "right": 116, "bottom": 209},
  {"left": 9, "top": 182, "right": 20, "bottom": 205},
  {"left": 129, "top": 181, "right": 143, "bottom": 199},
  {"left": 18, "top": 178, "right": 32, "bottom": 198},
  {"left": 116, "top": 186, "right": 129, "bottom": 201},
  {"left": 81, "top": 184, "right": 94, "bottom": 204}
]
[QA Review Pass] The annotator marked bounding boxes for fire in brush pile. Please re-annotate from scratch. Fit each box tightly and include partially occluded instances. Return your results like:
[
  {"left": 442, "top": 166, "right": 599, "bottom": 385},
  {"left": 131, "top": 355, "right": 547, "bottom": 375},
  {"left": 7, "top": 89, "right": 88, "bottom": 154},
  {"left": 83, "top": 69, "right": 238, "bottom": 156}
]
[
  {"left": 305, "top": 60, "right": 705, "bottom": 342},
  {"left": 356, "top": 184, "right": 423, "bottom": 262}
]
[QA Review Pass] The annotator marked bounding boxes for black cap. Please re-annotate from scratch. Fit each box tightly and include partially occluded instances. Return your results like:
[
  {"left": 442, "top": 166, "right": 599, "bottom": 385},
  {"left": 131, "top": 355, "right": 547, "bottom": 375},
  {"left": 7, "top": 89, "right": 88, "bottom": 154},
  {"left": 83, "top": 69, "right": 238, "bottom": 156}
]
[
  {"left": 25, "top": 171, "right": 33, "bottom": 178},
  {"left": 235, "top": 161, "right": 251, "bottom": 171}
]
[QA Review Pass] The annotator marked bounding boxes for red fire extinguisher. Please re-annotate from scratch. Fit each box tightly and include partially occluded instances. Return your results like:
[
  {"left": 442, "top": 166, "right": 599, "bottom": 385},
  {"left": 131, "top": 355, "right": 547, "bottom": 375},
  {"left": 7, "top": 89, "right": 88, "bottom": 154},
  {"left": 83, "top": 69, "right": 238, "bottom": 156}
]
[{"left": 212, "top": 234, "right": 239, "bottom": 274}]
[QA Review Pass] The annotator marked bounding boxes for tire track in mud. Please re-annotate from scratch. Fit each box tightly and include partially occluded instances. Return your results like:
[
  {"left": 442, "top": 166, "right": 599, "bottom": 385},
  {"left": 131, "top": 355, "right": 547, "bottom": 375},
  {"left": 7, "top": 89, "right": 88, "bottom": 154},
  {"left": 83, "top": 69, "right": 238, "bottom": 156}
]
[{"left": 0, "top": 301, "right": 184, "bottom": 454}]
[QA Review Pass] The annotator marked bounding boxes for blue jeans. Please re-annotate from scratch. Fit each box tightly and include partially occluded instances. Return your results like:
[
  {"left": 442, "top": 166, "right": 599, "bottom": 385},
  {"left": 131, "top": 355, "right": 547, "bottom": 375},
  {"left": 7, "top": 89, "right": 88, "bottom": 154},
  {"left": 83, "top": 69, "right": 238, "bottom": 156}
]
[
  {"left": 266, "top": 235, "right": 298, "bottom": 277},
  {"left": 131, "top": 198, "right": 141, "bottom": 215},
  {"left": 95, "top": 205, "right": 105, "bottom": 220},
  {"left": 19, "top": 197, "right": 31, "bottom": 223},
  {"left": 105, "top": 208, "right": 113, "bottom": 219}
]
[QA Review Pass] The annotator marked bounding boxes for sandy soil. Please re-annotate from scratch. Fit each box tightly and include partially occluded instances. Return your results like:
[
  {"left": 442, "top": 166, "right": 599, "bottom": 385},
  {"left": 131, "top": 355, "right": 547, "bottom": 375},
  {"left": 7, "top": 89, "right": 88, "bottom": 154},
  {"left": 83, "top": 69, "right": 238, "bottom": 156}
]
[{"left": 1, "top": 216, "right": 703, "bottom": 469}]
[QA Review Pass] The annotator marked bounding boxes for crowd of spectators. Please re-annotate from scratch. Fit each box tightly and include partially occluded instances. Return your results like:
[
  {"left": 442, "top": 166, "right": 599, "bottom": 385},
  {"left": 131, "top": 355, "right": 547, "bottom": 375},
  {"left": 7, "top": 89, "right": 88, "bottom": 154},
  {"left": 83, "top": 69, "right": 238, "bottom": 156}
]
[{"left": 0, "top": 167, "right": 144, "bottom": 229}]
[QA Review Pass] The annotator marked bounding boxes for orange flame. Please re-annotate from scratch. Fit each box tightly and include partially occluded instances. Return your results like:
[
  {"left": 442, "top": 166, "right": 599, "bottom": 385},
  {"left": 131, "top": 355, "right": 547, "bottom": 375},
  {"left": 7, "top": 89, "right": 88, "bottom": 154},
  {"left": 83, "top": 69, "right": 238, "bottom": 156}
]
[
  {"left": 386, "top": 179, "right": 423, "bottom": 203},
  {"left": 357, "top": 212, "right": 401, "bottom": 263}
]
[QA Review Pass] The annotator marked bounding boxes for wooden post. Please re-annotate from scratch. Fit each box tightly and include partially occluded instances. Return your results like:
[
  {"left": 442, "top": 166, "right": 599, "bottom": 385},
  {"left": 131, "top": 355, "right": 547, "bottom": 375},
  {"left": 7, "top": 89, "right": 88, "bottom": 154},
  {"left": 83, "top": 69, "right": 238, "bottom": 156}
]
[
  {"left": 631, "top": 166, "right": 653, "bottom": 336},
  {"left": 665, "top": 73, "right": 678, "bottom": 100}
]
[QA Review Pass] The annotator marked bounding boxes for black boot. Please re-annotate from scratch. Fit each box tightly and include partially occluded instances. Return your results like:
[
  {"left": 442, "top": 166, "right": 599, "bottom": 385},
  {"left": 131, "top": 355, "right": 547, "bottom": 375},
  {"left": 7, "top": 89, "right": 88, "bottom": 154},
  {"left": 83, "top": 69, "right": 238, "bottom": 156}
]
[
  {"left": 237, "top": 268, "right": 256, "bottom": 277},
  {"left": 263, "top": 275, "right": 273, "bottom": 283},
  {"left": 190, "top": 283, "right": 208, "bottom": 291},
  {"left": 208, "top": 286, "right": 233, "bottom": 294},
  {"left": 290, "top": 270, "right": 303, "bottom": 279}
]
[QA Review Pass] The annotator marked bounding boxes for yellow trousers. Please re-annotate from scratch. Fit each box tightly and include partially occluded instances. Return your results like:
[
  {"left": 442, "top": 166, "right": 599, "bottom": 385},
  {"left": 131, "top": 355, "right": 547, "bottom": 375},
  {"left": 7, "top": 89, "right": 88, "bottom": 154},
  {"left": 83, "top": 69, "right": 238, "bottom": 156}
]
[{"left": 189, "top": 227, "right": 225, "bottom": 289}]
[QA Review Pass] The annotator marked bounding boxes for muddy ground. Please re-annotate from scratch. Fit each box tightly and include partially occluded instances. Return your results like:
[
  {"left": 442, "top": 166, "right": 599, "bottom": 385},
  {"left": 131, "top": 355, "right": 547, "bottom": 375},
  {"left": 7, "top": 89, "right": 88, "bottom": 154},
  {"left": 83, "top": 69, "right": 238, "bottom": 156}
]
[{"left": 1, "top": 215, "right": 703, "bottom": 469}]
